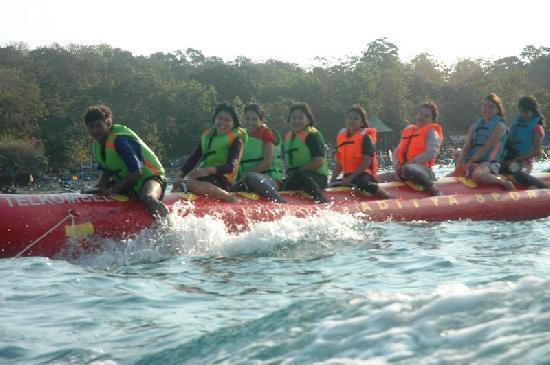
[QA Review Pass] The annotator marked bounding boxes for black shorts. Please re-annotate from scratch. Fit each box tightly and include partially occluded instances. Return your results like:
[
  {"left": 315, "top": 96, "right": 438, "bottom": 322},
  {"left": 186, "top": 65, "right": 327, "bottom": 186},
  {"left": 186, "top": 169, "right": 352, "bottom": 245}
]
[
  {"left": 197, "top": 175, "right": 232, "bottom": 192},
  {"left": 117, "top": 175, "right": 167, "bottom": 200},
  {"left": 347, "top": 172, "right": 379, "bottom": 194}
]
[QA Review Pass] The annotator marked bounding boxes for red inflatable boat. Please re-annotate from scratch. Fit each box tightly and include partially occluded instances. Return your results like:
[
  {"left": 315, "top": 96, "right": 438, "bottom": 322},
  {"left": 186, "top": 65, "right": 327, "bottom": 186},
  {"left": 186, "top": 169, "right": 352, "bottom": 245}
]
[{"left": 2, "top": 174, "right": 550, "bottom": 258}]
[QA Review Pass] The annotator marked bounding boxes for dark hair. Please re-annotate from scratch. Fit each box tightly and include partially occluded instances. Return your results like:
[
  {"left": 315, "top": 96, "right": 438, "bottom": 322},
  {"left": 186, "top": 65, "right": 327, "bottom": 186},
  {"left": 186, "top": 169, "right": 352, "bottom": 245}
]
[
  {"left": 419, "top": 101, "right": 439, "bottom": 122},
  {"left": 244, "top": 103, "right": 265, "bottom": 120},
  {"left": 213, "top": 101, "right": 240, "bottom": 128},
  {"left": 519, "top": 95, "right": 545, "bottom": 126},
  {"left": 84, "top": 104, "right": 112, "bottom": 125},
  {"left": 347, "top": 104, "right": 368, "bottom": 127},
  {"left": 485, "top": 93, "right": 505, "bottom": 118},
  {"left": 287, "top": 102, "right": 315, "bottom": 126}
]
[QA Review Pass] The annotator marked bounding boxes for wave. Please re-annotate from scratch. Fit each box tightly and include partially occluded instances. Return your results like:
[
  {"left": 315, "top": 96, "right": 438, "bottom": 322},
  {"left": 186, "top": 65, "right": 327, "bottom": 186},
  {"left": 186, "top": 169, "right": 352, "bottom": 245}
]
[
  {"left": 70, "top": 211, "right": 372, "bottom": 268},
  {"left": 135, "top": 276, "right": 550, "bottom": 365}
]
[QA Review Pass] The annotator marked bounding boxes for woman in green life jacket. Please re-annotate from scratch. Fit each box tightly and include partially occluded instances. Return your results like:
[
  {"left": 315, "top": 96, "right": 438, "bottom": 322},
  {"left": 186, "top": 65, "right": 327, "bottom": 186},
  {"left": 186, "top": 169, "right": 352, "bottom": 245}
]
[
  {"left": 173, "top": 102, "right": 246, "bottom": 202},
  {"left": 282, "top": 102, "right": 329, "bottom": 203},
  {"left": 84, "top": 104, "right": 169, "bottom": 219},
  {"left": 236, "top": 103, "right": 286, "bottom": 203}
]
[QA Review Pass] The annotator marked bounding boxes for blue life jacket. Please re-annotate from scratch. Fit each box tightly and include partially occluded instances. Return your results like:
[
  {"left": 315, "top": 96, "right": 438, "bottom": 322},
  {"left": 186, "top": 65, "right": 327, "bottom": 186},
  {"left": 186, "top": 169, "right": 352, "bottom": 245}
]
[
  {"left": 505, "top": 115, "right": 542, "bottom": 159},
  {"left": 466, "top": 115, "right": 507, "bottom": 162}
]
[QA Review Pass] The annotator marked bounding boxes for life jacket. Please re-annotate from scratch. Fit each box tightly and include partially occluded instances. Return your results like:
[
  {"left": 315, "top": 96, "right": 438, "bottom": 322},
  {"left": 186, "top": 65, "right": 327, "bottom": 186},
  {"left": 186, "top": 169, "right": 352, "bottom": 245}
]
[
  {"left": 335, "top": 127, "right": 378, "bottom": 177},
  {"left": 505, "top": 115, "right": 542, "bottom": 159},
  {"left": 91, "top": 124, "right": 165, "bottom": 194},
  {"left": 396, "top": 123, "right": 443, "bottom": 167},
  {"left": 200, "top": 127, "right": 248, "bottom": 182},
  {"left": 465, "top": 116, "right": 507, "bottom": 162},
  {"left": 238, "top": 125, "right": 283, "bottom": 181},
  {"left": 284, "top": 126, "right": 329, "bottom": 176}
]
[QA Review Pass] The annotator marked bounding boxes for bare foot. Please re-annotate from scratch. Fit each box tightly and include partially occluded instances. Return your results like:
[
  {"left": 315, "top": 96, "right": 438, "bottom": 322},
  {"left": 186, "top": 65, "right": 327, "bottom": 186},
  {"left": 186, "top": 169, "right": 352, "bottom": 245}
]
[
  {"left": 428, "top": 186, "right": 443, "bottom": 196},
  {"left": 374, "top": 189, "right": 394, "bottom": 200},
  {"left": 502, "top": 180, "right": 515, "bottom": 191},
  {"left": 224, "top": 194, "right": 240, "bottom": 203}
]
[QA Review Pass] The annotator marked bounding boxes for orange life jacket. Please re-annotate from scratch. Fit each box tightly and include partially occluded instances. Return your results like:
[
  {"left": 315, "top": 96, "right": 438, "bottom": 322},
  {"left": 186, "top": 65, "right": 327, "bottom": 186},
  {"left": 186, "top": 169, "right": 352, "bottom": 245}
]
[
  {"left": 335, "top": 127, "right": 378, "bottom": 177},
  {"left": 396, "top": 123, "right": 443, "bottom": 167}
]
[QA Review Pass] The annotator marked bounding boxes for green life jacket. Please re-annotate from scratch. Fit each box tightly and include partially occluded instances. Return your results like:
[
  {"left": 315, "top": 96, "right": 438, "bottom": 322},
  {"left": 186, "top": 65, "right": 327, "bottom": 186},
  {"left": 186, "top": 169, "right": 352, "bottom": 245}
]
[
  {"left": 91, "top": 124, "right": 165, "bottom": 194},
  {"left": 238, "top": 125, "right": 283, "bottom": 181},
  {"left": 200, "top": 127, "right": 248, "bottom": 182},
  {"left": 284, "top": 126, "right": 328, "bottom": 176}
]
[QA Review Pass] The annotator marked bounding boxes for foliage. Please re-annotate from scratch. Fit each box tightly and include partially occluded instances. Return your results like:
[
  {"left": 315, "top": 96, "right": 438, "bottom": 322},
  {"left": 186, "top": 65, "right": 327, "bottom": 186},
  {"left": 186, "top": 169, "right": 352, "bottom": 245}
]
[
  {"left": 0, "top": 137, "right": 48, "bottom": 179},
  {"left": 0, "top": 41, "right": 549, "bottom": 173}
]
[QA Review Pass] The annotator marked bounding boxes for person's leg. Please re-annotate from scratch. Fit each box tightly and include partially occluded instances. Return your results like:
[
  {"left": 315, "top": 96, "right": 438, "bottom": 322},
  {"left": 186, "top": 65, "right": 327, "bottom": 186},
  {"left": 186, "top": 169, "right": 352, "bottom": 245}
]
[
  {"left": 187, "top": 177, "right": 238, "bottom": 202},
  {"left": 472, "top": 164, "right": 514, "bottom": 191},
  {"left": 512, "top": 171, "right": 549, "bottom": 189},
  {"left": 285, "top": 170, "right": 328, "bottom": 203},
  {"left": 351, "top": 173, "right": 393, "bottom": 199},
  {"left": 139, "top": 178, "right": 169, "bottom": 219},
  {"left": 402, "top": 164, "right": 442, "bottom": 196},
  {"left": 243, "top": 172, "right": 286, "bottom": 203},
  {"left": 377, "top": 171, "right": 400, "bottom": 183}
]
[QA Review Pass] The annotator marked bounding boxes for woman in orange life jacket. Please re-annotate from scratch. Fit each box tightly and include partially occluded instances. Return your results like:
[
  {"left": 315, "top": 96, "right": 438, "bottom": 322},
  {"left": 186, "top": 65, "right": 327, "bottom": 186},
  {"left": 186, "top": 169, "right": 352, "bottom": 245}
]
[
  {"left": 455, "top": 93, "right": 514, "bottom": 191},
  {"left": 381, "top": 102, "right": 444, "bottom": 196},
  {"left": 330, "top": 104, "right": 392, "bottom": 199},
  {"left": 235, "top": 103, "right": 286, "bottom": 203},
  {"left": 500, "top": 96, "right": 548, "bottom": 189},
  {"left": 281, "top": 102, "right": 329, "bottom": 203},
  {"left": 84, "top": 104, "right": 169, "bottom": 219},
  {"left": 172, "top": 102, "right": 245, "bottom": 202}
]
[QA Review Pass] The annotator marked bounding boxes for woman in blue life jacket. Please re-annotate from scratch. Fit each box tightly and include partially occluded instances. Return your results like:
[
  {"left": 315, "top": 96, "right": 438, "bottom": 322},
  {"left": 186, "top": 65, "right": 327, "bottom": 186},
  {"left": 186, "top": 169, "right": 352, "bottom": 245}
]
[
  {"left": 330, "top": 104, "right": 392, "bottom": 199},
  {"left": 281, "top": 102, "right": 329, "bottom": 203},
  {"left": 236, "top": 103, "right": 286, "bottom": 203},
  {"left": 501, "top": 96, "right": 548, "bottom": 188},
  {"left": 456, "top": 93, "right": 514, "bottom": 191},
  {"left": 84, "top": 104, "right": 169, "bottom": 219},
  {"left": 172, "top": 102, "right": 246, "bottom": 202}
]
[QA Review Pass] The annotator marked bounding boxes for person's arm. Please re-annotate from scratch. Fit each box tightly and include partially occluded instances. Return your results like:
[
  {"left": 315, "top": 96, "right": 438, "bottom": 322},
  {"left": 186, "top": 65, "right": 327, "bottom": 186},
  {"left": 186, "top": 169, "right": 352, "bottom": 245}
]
[
  {"left": 392, "top": 148, "right": 401, "bottom": 171},
  {"left": 407, "top": 129, "right": 441, "bottom": 165},
  {"left": 250, "top": 130, "right": 276, "bottom": 173},
  {"left": 95, "top": 170, "right": 113, "bottom": 189},
  {"left": 456, "top": 126, "right": 474, "bottom": 167},
  {"left": 330, "top": 159, "right": 343, "bottom": 184},
  {"left": 465, "top": 123, "right": 506, "bottom": 163},
  {"left": 298, "top": 133, "right": 325, "bottom": 171},
  {"left": 211, "top": 137, "right": 244, "bottom": 175},
  {"left": 343, "top": 135, "right": 374, "bottom": 184},
  {"left": 173, "top": 142, "right": 202, "bottom": 191},
  {"left": 101, "top": 137, "right": 144, "bottom": 194},
  {"left": 510, "top": 125, "right": 544, "bottom": 163}
]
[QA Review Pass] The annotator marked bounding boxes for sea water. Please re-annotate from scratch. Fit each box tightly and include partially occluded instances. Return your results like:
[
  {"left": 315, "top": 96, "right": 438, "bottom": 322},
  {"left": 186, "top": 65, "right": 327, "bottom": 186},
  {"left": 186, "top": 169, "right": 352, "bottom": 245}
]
[{"left": 1, "top": 163, "right": 550, "bottom": 365}]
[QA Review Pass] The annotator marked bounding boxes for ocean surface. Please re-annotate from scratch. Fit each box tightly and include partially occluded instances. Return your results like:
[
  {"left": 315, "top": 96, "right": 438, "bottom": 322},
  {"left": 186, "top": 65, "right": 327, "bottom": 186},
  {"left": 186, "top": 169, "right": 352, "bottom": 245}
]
[{"left": 2, "top": 163, "right": 550, "bottom": 365}]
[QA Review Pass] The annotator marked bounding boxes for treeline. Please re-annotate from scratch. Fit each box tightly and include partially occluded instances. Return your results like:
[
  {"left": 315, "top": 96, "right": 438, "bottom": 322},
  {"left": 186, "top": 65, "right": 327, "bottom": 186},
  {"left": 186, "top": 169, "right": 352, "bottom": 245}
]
[{"left": 1, "top": 38, "right": 549, "bottom": 175}]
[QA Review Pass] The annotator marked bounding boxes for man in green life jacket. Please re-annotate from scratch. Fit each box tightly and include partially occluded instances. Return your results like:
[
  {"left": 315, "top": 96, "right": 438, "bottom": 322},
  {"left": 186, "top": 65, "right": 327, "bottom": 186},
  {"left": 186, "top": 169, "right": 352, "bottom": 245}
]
[{"left": 84, "top": 104, "right": 169, "bottom": 219}]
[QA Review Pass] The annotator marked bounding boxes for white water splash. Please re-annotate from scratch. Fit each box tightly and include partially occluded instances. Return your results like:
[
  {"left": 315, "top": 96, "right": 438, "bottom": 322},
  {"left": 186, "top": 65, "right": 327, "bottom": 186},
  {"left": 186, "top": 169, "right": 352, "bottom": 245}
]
[
  {"left": 72, "top": 210, "right": 370, "bottom": 267},
  {"left": 287, "top": 276, "right": 550, "bottom": 364}
]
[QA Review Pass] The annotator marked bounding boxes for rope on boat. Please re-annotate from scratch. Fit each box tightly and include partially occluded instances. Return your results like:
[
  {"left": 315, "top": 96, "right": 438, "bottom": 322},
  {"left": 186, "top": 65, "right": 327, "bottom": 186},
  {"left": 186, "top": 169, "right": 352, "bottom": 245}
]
[{"left": 12, "top": 209, "right": 76, "bottom": 259}]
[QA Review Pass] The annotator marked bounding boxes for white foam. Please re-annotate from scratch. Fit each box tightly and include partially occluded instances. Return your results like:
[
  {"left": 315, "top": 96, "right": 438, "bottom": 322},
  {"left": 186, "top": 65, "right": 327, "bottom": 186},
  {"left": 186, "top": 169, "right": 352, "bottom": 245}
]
[
  {"left": 279, "top": 276, "right": 550, "bottom": 363},
  {"left": 72, "top": 209, "right": 370, "bottom": 267}
]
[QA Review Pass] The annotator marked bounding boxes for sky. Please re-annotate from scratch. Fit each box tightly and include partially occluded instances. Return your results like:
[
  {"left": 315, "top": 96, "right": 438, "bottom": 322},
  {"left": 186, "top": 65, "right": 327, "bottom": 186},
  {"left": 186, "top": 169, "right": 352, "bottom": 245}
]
[{"left": 1, "top": 0, "right": 549, "bottom": 67}]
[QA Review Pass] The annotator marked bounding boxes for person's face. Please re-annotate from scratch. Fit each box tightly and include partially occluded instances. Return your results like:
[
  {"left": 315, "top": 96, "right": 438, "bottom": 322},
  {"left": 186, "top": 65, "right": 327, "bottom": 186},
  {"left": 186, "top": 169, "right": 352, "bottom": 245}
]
[
  {"left": 481, "top": 100, "right": 499, "bottom": 121},
  {"left": 519, "top": 109, "right": 535, "bottom": 122},
  {"left": 244, "top": 110, "right": 262, "bottom": 130},
  {"left": 289, "top": 109, "right": 310, "bottom": 131},
  {"left": 345, "top": 110, "right": 364, "bottom": 132},
  {"left": 214, "top": 111, "right": 235, "bottom": 134},
  {"left": 415, "top": 107, "right": 433, "bottom": 126},
  {"left": 86, "top": 119, "right": 112, "bottom": 143}
]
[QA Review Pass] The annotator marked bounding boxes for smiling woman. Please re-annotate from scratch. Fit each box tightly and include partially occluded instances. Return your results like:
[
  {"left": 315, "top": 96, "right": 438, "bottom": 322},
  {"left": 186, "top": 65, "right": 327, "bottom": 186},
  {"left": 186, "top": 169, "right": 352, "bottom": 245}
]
[{"left": 173, "top": 102, "right": 248, "bottom": 202}]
